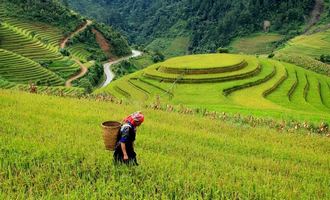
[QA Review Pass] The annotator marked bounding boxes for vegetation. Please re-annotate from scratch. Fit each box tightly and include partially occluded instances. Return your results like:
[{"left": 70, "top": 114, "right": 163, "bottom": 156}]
[
  {"left": 0, "top": 49, "right": 64, "bottom": 86},
  {"left": 274, "top": 52, "right": 330, "bottom": 76},
  {"left": 0, "top": 0, "right": 131, "bottom": 93},
  {"left": 278, "top": 29, "right": 330, "bottom": 59},
  {"left": 111, "top": 60, "right": 138, "bottom": 81},
  {"left": 1, "top": 0, "right": 84, "bottom": 36},
  {"left": 96, "top": 54, "right": 330, "bottom": 123},
  {"left": 73, "top": 62, "right": 104, "bottom": 93},
  {"left": 68, "top": 26, "right": 108, "bottom": 62},
  {"left": 66, "top": 0, "right": 315, "bottom": 53},
  {"left": 0, "top": 89, "right": 329, "bottom": 199},
  {"left": 229, "top": 33, "right": 283, "bottom": 55}
]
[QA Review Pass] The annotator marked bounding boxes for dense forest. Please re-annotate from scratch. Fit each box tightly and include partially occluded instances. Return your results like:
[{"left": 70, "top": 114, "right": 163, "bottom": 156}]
[{"left": 65, "top": 0, "right": 316, "bottom": 53}]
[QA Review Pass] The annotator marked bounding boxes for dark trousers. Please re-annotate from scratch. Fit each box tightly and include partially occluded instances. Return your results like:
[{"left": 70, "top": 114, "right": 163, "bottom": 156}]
[{"left": 113, "top": 149, "right": 138, "bottom": 166}]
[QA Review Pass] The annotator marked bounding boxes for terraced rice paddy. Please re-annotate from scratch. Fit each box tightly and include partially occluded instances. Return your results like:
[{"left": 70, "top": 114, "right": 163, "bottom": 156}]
[
  {"left": 0, "top": 22, "right": 62, "bottom": 61},
  {"left": 68, "top": 44, "right": 92, "bottom": 62},
  {"left": 0, "top": 49, "right": 64, "bottom": 85},
  {"left": 279, "top": 29, "right": 330, "bottom": 58},
  {"left": 96, "top": 54, "right": 330, "bottom": 123},
  {"left": 0, "top": 16, "right": 86, "bottom": 88},
  {"left": 2, "top": 17, "right": 64, "bottom": 49}
]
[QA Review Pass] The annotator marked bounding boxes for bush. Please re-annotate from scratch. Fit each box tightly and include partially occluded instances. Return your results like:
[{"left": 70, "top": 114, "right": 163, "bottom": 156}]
[
  {"left": 60, "top": 48, "right": 70, "bottom": 57},
  {"left": 217, "top": 47, "right": 229, "bottom": 53},
  {"left": 152, "top": 51, "right": 165, "bottom": 63},
  {"left": 320, "top": 54, "right": 330, "bottom": 64},
  {"left": 268, "top": 53, "right": 275, "bottom": 58}
]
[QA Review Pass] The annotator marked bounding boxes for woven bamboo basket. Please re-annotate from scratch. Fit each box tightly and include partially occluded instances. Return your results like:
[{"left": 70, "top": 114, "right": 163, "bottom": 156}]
[{"left": 101, "top": 121, "right": 121, "bottom": 151}]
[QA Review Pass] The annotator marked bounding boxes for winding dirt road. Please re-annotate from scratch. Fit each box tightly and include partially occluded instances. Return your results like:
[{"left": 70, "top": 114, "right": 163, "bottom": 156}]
[
  {"left": 65, "top": 59, "right": 88, "bottom": 87},
  {"left": 60, "top": 20, "right": 92, "bottom": 49},
  {"left": 61, "top": 20, "right": 92, "bottom": 87}
]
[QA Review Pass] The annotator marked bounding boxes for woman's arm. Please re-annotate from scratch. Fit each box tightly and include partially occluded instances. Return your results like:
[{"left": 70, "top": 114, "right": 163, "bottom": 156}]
[{"left": 121, "top": 143, "right": 128, "bottom": 160}]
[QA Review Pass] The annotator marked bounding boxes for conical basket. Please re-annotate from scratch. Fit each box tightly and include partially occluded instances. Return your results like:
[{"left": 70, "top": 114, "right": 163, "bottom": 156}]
[{"left": 101, "top": 121, "right": 121, "bottom": 151}]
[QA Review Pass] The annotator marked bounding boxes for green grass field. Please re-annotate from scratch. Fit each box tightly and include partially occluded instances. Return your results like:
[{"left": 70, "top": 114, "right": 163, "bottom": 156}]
[
  {"left": 279, "top": 29, "right": 330, "bottom": 58},
  {"left": 229, "top": 33, "right": 283, "bottom": 55},
  {"left": 96, "top": 53, "right": 330, "bottom": 123},
  {"left": 146, "top": 36, "right": 190, "bottom": 58},
  {"left": 0, "top": 89, "right": 329, "bottom": 199}
]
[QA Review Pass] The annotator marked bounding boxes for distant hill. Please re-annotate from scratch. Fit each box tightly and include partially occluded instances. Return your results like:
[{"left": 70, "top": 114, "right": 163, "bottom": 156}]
[{"left": 66, "top": 0, "right": 317, "bottom": 55}]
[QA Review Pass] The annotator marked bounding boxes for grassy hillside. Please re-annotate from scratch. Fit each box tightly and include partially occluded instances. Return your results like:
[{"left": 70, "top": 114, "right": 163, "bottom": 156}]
[
  {"left": 229, "top": 33, "right": 284, "bottom": 55},
  {"left": 274, "top": 28, "right": 330, "bottom": 76},
  {"left": 278, "top": 29, "right": 330, "bottom": 58},
  {"left": 95, "top": 53, "right": 330, "bottom": 123},
  {"left": 0, "top": 89, "right": 329, "bottom": 199}
]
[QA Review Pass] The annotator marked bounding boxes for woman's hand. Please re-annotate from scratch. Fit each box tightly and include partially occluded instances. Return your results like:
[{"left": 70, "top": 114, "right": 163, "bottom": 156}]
[{"left": 123, "top": 154, "right": 129, "bottom": 160}]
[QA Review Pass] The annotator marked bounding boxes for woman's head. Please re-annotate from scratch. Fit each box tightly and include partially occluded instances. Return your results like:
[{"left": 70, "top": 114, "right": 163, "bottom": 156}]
[{"left": 124, "top": 111, "right": 144, "bottom": 126}]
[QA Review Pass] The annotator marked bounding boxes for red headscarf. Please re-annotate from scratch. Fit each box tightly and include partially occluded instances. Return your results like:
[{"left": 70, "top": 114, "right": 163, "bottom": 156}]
[{"left": 123, "top": 111, "right": 144, "bottom": 126}]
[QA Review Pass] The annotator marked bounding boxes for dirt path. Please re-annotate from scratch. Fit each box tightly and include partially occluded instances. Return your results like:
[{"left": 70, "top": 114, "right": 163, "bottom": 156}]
[
  {"left": 65, "top": 59, "right": 88, "bottom": 87},
  {"left": 61, "top": 20, "right": 92, "bottom": 87},
  {"left": 60, "top": 20, "right": 92, "bottom": 49},
  {"left": 305, "top": 0, "right": 324, "bottom": 33}
]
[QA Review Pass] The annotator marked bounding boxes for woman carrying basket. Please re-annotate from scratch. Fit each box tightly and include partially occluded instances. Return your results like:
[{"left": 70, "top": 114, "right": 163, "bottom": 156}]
[{"left": 114, "top": 111, "right": 144, "bottom": 165}]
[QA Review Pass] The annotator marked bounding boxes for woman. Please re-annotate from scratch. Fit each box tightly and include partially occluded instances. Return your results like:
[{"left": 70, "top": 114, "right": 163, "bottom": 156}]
[{"left": 114, "top": 111, "right": 144, "bottom": 165}]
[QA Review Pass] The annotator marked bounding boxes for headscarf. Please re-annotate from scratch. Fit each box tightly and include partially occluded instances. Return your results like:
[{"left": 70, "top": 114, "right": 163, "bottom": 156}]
[{"left": 123, "top": 111, "right": 144, "bottom": 126}]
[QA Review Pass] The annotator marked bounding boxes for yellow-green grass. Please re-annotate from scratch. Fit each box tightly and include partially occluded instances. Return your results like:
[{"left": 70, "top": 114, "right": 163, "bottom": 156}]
[
  {"left": 143, "top": 54, "right": 260, "bottom": 83},
  {"left": 47, "top": 59, "right": 81, "bottom": 79},
  {"left": 68, "top": 44, "right": 92, "bottom": 62},
  {"left": 3, "top": 17, "right": 63, "bottom": 49},
  {"left": 96, "top": 54, "right": 330, "bottom": 123},
  {"left": 0, "top": 49, "right": 64, "bottom": 85},
  {"left": 0, "top": 78, "right": 16, "bottom": 89},
  {"left": 279, "top": 29, "right": 330, "bottom": 58},
  {"left": 274, "top": 52, "right": 330, "bottom": 76},
  {"left": 146, "top": 36, "right": 189, "bottom": 58},
  {"left": 130, "top": 54, "right": 154, "bottom": 69},
  {"left": 229, "top": 33, "right": 284, "bottom": 55},
  {"left": 0, "top": 23, "right": 63, "bottom": 62},
  {"left": 158, "top": 54, "right": 244, "bottom": 69},
  {"left": 11, "top": 84, "right": 85, "bottom": 96},
  {"left": 0, "top": 89, "right": 329, "bottom": 199}
]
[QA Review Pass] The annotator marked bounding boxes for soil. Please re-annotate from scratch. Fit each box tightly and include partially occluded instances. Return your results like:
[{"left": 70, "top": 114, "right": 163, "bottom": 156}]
[
  {"left": 65, "top": 59, "right": 88, "bottom": 87},
  {"left": 91, "top": 28, "right": 114, "bottom": 59}
]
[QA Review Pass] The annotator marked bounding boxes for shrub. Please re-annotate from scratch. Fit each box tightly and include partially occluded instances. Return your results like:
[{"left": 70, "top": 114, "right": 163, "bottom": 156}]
[
  {"left": 217, "top": 47, "right": 229, "bottom": 53},
  {"left": 152, "top": 51, "right": 165, "bottom": 63}
]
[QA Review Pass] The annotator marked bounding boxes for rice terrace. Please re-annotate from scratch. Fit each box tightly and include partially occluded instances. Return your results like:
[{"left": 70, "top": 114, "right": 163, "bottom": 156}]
[{"left": 0, "top": 0, "right": 330, "bottom": 199}]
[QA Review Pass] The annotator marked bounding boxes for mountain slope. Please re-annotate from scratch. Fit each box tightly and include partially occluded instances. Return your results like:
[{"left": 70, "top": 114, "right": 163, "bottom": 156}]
[{"left": 66, "top": 0, "right": 315, "bottom": 54}]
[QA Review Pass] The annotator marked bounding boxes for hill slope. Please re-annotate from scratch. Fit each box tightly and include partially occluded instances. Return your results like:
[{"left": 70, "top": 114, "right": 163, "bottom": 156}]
[{"left": 0, "top": 89, "right": 329, "bottom": 199}]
